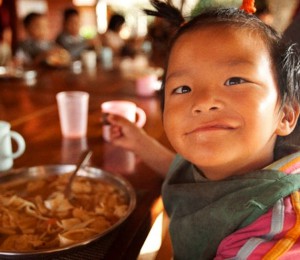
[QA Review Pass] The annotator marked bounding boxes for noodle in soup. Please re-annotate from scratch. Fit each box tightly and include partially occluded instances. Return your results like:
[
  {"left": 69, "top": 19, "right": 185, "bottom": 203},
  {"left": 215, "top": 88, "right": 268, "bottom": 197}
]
[{"left": 0, "top": 172, "right": 129, "bottom": 251}]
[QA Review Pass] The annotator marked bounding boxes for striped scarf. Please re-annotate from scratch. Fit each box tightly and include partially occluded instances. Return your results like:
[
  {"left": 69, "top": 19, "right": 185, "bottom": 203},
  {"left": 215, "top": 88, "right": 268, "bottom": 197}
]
[
  {"left": 262, "top": 152, "right": 300, "bottom": 259},
  {"left": 162, "top": 151, "right": 300, "bottom": 260}
]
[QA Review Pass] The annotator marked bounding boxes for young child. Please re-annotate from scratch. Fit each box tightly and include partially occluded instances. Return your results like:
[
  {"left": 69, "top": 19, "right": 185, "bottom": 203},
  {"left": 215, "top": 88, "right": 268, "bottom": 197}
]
[
  {"left": 16, "top": 12, "right": 70, "bottom": 66},
  {"left": 106, "top": 0, "right": 300, "bottom": 258},
  {"left": 56, "top": 8, "right": 100, "bottom": 60},
  {"left": 101, "top": 14, "right": 126, "bottom": 56}
]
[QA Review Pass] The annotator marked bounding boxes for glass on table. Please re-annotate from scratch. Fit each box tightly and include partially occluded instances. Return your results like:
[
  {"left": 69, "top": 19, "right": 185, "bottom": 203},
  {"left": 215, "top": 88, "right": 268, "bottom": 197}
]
[{"left": 56, "top": 91, "right": 89, "bottom": 138}]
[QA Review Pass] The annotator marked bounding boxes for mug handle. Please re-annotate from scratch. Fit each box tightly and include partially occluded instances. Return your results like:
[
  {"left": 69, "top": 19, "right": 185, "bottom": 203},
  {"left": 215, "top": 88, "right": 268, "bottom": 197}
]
[
  {"left": 135, "top": 107, "right": 147, "bottom": 128},
  {"left": 9, "top": 131, "right": 26, "bottom": 159}
]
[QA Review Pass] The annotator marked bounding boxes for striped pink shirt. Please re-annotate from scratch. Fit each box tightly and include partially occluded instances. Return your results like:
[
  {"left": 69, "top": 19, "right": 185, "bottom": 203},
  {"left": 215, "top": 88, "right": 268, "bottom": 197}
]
[{"left": 215, "top": 152, "right": 300, "bottom": 259}]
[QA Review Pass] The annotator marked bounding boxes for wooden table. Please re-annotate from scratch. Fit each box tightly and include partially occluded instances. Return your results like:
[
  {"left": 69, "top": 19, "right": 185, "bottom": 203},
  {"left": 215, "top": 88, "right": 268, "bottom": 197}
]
[{"left": 0, "top": 63, "right": 169, "bottom": 259}]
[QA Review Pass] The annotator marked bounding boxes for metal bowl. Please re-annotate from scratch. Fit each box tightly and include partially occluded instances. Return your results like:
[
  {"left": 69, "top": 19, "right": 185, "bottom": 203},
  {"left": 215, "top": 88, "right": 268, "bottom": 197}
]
[{"left": 0, "top": 165, "right": 136, "bottom": 256}]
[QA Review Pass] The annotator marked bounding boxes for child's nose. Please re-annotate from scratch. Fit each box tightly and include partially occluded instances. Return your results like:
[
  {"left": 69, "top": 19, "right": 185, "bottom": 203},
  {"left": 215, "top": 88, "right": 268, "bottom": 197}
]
[{"left": 191, "top": 89, "right": 223, "bottom": 114}]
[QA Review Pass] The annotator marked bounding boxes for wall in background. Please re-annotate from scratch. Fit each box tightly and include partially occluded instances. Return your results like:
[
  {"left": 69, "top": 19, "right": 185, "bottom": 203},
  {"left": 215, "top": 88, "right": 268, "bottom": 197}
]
[{"left": 269, "top": 0, "right": 299, "bottom": 32}]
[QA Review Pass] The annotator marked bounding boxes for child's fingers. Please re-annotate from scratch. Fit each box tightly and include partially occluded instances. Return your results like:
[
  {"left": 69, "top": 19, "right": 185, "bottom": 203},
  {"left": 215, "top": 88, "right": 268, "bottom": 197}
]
[
  {"left": 106, "top": 114, "right": 133, "bottom": 128},
  {"left": 110, "top": 125, "right": 122, "bottom": 138}
]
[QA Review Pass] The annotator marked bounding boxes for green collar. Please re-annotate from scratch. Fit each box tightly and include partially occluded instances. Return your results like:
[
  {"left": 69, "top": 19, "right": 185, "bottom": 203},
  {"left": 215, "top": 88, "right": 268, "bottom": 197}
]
[{"left": 162, "top": 152, "right": 300, "bottom": 259}]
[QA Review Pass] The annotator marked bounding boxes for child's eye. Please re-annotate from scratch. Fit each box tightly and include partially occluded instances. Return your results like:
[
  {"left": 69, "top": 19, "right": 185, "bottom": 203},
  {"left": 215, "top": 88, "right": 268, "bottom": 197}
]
[
  {"left": 224, "top": 77, "right": 247, "bottom": 86},
  {"left": 173, "top": 85, "right": 191, "bottom": 94}
]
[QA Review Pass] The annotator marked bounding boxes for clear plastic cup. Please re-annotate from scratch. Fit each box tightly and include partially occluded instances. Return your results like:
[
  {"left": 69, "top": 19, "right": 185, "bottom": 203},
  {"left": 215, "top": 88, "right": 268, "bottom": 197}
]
[
  {"left": 81, "top": 50, "right": 97, "bottom": 69},
  {"left": 56, "top": 91, "right": 89, "bottom": 138}
]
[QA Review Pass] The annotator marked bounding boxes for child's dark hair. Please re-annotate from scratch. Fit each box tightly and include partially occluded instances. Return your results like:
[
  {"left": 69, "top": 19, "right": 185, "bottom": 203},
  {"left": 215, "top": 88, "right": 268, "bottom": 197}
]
[
  {"left": 23, "top": 12, "right": 44, "bottom": 29},
  {"left": 63, "top": 7, "right": 79, "bottom": 23},
  {"left": 108, "top": 14, "right": 125, "bottom": 32}
]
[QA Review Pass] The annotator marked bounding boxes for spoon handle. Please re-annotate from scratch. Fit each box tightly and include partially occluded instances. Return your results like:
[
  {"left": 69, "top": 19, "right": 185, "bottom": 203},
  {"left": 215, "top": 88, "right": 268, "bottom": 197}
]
[{"left": 65, "top": 150, "right": 93, "bottom": 198}]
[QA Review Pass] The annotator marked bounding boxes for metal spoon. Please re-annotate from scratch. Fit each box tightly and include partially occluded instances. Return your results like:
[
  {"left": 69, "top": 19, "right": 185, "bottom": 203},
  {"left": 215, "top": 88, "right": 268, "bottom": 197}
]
[{"left": 64, "top": 150, "right": 93, "bottom": 199}]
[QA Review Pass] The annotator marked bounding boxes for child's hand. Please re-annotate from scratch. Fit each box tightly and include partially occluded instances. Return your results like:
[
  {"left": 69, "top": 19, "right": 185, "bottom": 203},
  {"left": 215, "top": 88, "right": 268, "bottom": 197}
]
[
  {"left": 105, "top": 114, "right": 148, "bottom": 152},
  {"left": 105, "top": 113, "right": 175, "bottom": 177}
]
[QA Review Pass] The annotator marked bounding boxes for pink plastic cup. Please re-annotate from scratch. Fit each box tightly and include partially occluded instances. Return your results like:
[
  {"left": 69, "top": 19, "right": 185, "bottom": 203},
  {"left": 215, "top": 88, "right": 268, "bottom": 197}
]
[
  {"left": 101, "top": 100, "right": 146, "bottom": 141},
  {"left": 56, "top": 91, "right": 89, "bottom": 138}
]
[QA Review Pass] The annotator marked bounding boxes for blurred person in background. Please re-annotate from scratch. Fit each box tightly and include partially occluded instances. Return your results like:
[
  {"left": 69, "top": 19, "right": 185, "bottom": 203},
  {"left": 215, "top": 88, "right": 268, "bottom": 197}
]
[
  {"left": 146, "top": 17, "right": 175, "bottom": 67},
  {"left": 56, "top": 7, "right": 100, "bottom": 60},
  {"left": 101, "top": 13, "right": 135, "bottom": 57},
  {"left": 15, "top": 12, "right": 70, "bottom": 67},
  {"left": 0, "top": 0, "right": 12, "bottom": 66}
]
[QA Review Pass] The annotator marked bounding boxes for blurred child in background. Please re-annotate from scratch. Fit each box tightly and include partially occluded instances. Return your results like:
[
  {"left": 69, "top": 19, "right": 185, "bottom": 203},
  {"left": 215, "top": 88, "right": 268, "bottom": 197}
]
[
  {"left": 56, "top": 7, "right": 100, "bottom": 60},
  {"left": 16, "top": 12, "right": 70, "bottom": 67}
]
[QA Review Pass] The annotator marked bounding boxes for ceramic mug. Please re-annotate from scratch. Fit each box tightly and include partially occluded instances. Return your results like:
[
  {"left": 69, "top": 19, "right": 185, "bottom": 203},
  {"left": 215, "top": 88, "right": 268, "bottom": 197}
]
[
  {"left": 0, "top": 121, "right": 26, "bottom": 171},
  {"left": 101, "top": 100, "right": 146, "bottom": 142}
]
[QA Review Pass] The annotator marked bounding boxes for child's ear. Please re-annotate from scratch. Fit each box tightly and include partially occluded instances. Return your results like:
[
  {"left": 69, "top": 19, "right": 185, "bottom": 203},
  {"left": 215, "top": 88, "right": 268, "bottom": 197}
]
[{"left": 276, "top": 103, "right": 300, "bottom": 136}]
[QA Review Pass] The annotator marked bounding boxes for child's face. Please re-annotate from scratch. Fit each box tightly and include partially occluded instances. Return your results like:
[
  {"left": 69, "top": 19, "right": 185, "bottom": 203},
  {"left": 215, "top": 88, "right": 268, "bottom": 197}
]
[
  {"left": 163, "top": 26, "right": 287, "bottom": 180},
  {"left": 65, "top": 15, "right": 80, "bottom": 36},
  {"left": 27, "top": 16, "right": 49, "bottom": 41}
]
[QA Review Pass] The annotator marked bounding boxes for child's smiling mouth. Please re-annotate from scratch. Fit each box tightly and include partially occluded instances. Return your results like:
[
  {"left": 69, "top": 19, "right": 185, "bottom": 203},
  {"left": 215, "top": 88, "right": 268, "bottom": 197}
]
[{"left": 185, "top": 121, "right": 237, "bottom": 135}]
